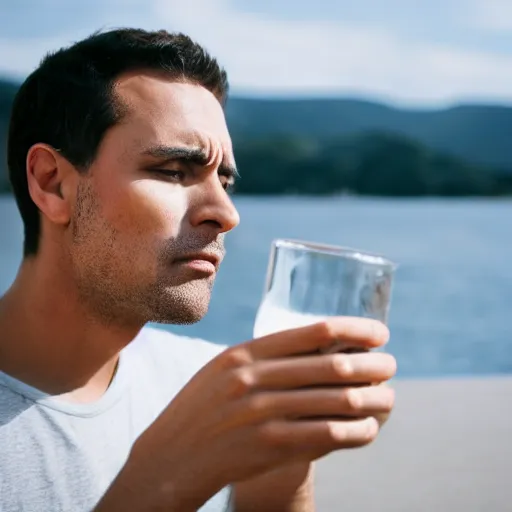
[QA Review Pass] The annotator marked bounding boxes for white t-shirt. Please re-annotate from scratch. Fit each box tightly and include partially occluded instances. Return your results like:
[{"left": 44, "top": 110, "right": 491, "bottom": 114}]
[{"left": 0, "top": 326, "right": 232, "bottom": 511}]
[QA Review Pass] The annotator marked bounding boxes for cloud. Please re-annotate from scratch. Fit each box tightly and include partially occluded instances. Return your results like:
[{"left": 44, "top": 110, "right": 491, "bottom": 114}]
[
  {"left": 466, "top": 0, "right": 512, "bottom": 31},
  {"left": 0, "top": 34, "right": 82, "bottom": 78},
  {"left": 1, "top": 0, "right": 512, "bottom": 106},
  {"left": 0, "top": 0, "right": 156, "bottom": 78},
  {"left": 153, "top": 0, "right": 512, "bottom": 105}
]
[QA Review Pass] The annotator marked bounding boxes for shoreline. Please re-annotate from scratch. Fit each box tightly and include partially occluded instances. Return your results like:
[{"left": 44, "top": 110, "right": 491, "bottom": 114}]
[
  {"left": 1, "top": 191, "right": 512, "bottom": 200},
  {"left": 314, "top": 376, "right": 512, "bottom": 511},
  {"left": 393, "top": 372, "right": 512, "bottom": 380}
]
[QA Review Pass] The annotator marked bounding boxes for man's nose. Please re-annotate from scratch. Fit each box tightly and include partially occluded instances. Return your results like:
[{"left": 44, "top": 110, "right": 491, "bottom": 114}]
[{"left": 188, "top": 180, "right": 240, "bottom": 234}]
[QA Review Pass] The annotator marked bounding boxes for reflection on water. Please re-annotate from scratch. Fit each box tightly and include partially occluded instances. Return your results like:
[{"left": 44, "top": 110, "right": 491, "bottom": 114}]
[{"left": 0, "top": 195, "right": 511, "bottom": 377}]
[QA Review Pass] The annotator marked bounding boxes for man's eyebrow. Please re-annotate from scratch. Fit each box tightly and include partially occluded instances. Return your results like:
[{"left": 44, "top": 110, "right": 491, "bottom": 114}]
[{"left": 142, "top": 145, "right": 239, "bottom": 179}]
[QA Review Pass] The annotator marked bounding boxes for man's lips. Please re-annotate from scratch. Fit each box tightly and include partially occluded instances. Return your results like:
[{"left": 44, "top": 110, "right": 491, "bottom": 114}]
[{"left": 173, "top": 252, "right": 223, "bottom": 272}]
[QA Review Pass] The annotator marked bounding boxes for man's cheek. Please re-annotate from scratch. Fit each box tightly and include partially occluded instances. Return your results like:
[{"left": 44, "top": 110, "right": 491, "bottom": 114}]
[{"left": 123, "top": 183, "right": 185, "bottom": 237}]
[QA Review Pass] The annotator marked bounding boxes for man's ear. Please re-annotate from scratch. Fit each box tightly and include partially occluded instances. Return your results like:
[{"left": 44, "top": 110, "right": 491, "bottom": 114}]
[{"left": 26, "top": 144, "right": 77, "bottom": 226}]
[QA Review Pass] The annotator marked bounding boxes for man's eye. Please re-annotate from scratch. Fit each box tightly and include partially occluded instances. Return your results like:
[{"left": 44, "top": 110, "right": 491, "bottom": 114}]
[
  {"left": 153, "top": 169, "right": 185, "bottom": 181},
  {"left": 221, "top": 177, "right": 235, "bottom": 192}
]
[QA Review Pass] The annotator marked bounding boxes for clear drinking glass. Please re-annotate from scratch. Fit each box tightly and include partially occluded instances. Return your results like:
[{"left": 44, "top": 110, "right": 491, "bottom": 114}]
[{"left": 253, "top": 239, "right": 397, "bottom": 349}]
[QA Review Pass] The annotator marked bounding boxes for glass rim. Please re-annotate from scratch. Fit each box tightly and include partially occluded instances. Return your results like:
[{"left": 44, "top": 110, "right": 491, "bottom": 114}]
[{"left": 272, "top": 238, "right": 397, "bottom": 268}]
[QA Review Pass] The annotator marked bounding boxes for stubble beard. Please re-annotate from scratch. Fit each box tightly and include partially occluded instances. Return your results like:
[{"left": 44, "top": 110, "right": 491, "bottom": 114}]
[{"left": 70, "top": 181, "right": 217, "bottom": 328}]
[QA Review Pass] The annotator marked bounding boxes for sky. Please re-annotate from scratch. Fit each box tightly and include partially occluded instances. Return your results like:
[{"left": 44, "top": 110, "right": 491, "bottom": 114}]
[{"left": 0, "top": 0, "right": 511, "bottom": 107}]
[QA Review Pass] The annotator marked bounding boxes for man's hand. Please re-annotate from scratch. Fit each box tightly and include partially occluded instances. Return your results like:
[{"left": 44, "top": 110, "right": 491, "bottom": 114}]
[
  {"left": 233, "top": 461, "right": 315, "bottom": 512},
  {"left": 95, "top": 317, "right": 396, "bottom": 512}
]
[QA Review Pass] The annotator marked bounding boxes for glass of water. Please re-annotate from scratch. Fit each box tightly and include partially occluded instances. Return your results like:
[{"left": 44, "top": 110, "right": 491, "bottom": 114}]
[{"left": 253, "top": 239, "right": 397, "bottom": 349}]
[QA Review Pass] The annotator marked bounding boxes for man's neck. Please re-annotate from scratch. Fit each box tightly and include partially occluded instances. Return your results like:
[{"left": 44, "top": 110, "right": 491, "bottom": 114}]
[{"left": 0, "top": 257, "right": 141, "bottom": 403}]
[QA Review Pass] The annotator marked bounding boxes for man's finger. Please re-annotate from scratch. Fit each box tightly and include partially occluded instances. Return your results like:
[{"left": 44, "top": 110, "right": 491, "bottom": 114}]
[
  {"left": 259, "top": 416, "right": 380, "bottom": 457},
  {"left": 251, "top": 352, "right": 397, "bottom": 390},
  {"left": 247, "top": 318, "right": 390, "bottom": 359},
  {"left": 243, "top": 385, "right": 395, "bottom": 421}
]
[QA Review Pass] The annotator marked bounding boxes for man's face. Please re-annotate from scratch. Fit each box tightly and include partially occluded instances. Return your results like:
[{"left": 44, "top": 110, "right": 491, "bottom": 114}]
[{"left": 69, "top": 74, "right": 240, "bottom": 326}]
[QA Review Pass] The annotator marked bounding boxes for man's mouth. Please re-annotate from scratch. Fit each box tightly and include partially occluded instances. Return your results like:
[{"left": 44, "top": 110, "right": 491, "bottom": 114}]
[{"left": 173, "top": 251, "right": 222, "bottom": 274}]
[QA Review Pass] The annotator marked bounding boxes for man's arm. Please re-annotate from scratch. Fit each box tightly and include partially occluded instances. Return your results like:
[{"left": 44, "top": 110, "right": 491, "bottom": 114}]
[
  {"left": 96, "top": 319, "right": 395, "bottom": 512},
  {"left": 233, "top": 462, "right": 315, "bottom": 512}
]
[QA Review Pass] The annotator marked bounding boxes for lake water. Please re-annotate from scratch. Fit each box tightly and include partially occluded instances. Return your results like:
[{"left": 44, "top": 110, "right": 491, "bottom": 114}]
[{"left": 0, "top": 196, "right": 510, "bottom": 378}]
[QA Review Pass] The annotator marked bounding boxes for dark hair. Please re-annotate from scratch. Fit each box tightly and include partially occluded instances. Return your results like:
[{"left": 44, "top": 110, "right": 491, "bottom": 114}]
[{"left": 7, "top": 28, "right": 229, "bottom": 257}]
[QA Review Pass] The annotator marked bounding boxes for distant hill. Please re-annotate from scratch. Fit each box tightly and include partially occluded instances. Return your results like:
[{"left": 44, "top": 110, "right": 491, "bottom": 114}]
[
  {"left": 0, "top": 79, "right": 18, "bottom": 191},
  {"left": 225, "top": 97, "right": 512, "bottom": 171},
  {"left": 0, "top": 77, "right": 511, "bottom": 196}
]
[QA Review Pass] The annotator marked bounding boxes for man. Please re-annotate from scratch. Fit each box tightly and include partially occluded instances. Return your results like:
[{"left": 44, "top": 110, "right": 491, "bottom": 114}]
[{"left": 0, "top": 28, "right": 396, "bottom": 511}]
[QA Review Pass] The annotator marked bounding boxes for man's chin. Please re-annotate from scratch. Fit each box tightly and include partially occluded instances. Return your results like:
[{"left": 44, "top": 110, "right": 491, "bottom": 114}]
[
  {"left": 149, "top": 292, "right": 211, "bottom": 325},
  {"left": 153, "top": 311, "right": 206, "bottom": 326}
]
